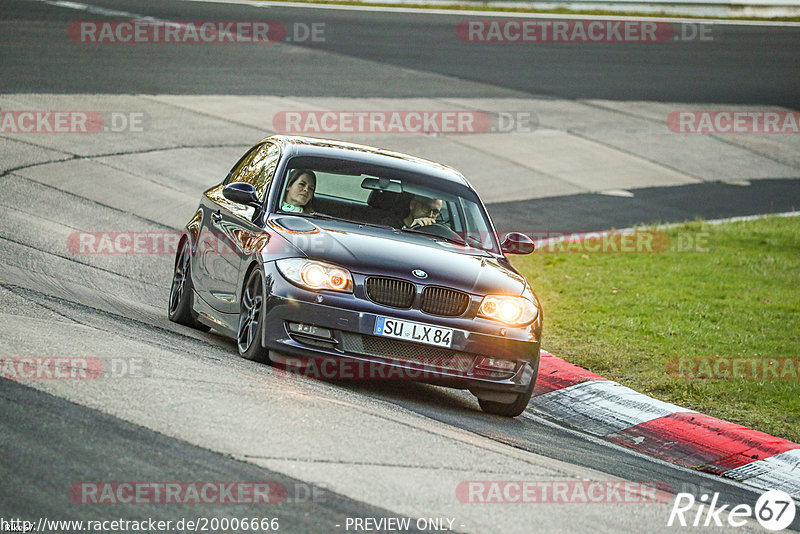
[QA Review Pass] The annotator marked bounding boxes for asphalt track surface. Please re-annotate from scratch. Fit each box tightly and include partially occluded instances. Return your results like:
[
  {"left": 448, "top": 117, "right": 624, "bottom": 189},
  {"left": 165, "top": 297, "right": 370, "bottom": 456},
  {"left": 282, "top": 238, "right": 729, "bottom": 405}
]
[
  {"left": 491, "top": 178, "right": 800, "bottom": 233},
  {"left": 4, "top": 0, "right": 800, "bottom": 106},
  {"left": 1, "top": 1, "right": 799, "bottom": 532}
]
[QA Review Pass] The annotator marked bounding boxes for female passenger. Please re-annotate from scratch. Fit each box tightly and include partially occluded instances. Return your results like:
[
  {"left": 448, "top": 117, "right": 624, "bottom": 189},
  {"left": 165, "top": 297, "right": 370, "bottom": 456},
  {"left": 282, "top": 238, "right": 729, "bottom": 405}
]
[{"left": 281, "top": 169, "right": 316, "bottom": 214}]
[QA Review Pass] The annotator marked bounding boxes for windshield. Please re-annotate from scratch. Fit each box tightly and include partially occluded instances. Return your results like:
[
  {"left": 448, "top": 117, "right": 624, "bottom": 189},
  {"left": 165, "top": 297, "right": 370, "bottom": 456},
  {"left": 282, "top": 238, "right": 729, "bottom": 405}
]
[{"left": 275, "top": 156, "right": 500, "bottom": 253}]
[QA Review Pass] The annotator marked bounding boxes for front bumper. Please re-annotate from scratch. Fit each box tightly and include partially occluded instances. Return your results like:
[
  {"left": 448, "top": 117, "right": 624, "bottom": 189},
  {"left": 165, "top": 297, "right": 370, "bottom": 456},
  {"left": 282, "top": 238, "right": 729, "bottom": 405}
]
[{"left": 260, "top": 265, "right": 541, "bottom": 393}]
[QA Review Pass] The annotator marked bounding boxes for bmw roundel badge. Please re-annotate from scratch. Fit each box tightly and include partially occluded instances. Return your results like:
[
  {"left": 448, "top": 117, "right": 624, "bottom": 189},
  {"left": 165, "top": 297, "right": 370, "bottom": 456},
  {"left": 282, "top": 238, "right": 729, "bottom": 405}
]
[{"left": 412, "top": 269, "right": 428, "bottom": 279}]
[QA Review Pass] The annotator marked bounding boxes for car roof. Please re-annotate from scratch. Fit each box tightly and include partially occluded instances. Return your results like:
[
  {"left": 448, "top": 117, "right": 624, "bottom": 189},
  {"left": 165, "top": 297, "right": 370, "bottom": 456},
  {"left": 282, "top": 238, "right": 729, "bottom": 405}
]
[{"left": 262, "top": 135, "right": 471, "bottom": 188}]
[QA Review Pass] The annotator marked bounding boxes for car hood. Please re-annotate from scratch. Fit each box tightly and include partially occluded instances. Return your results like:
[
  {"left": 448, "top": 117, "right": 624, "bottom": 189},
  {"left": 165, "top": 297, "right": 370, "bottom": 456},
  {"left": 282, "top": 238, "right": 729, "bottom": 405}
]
[{"left": 270, "top": 217, "right": 526, "bottom": 296}]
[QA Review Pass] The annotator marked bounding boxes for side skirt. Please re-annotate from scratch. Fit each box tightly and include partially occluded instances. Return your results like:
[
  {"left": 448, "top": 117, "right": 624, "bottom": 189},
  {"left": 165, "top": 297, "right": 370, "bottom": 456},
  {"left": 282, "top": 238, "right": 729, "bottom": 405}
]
[{"left": 193, "top": 289, "right": 238, "bottom": 338}]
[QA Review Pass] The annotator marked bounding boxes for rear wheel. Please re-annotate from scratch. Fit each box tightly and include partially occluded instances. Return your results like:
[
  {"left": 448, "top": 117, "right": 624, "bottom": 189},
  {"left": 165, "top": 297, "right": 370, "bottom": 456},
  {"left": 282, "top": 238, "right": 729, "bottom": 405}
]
[
  {"left": 168, "top": 240, "right": 210, "bottom": 331},
  {"left": 237, "top": 269, "right": 270, "bottom": 364},
  {"left": 477, "top": 379, "right": 535, "bottom": 417}
]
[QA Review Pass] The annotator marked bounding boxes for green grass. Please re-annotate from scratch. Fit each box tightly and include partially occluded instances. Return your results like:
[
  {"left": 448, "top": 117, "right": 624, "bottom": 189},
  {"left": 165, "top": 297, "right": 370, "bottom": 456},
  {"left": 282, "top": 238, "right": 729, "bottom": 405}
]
[
  {"left": 260, "top": 0, "right": 800, "bottom": 22},
  {"left": 512, "top": 216, "right": 800, "bottom": 442}
]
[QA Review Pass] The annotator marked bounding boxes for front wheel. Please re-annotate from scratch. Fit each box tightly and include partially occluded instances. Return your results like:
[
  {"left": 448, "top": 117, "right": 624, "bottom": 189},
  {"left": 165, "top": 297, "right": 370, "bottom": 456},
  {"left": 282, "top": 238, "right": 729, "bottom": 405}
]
[
  {"left": 237, "top": 269, "right": 270, "bottom": 364},
  {"left": 168, "top": 239, "right": 210, "bottom": 331}
]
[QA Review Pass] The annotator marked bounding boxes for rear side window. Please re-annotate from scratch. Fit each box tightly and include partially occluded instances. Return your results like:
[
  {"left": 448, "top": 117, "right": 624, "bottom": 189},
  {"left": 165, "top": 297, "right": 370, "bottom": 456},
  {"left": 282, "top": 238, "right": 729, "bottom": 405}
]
[{"left": 227, "top": 142, "right": 280, "bottom": 201}]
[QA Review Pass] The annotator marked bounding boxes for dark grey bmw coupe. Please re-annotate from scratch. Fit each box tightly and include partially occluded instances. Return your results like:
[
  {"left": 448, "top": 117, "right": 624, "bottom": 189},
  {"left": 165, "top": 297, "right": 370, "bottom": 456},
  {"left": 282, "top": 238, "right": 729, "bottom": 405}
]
[{"left": 169, "top": 135, "right": 542, "bottom": 417}]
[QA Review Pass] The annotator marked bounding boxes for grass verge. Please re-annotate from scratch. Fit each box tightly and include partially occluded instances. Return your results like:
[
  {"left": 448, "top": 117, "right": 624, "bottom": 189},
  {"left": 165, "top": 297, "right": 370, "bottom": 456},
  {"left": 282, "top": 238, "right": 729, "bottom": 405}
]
[{"left": 512, "top": 215, "right": 800, "bottom": 442}]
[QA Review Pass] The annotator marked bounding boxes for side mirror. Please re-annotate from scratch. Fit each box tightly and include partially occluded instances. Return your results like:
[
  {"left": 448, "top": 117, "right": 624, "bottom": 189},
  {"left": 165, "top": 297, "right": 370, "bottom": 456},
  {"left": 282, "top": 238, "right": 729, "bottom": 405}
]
[
  {"left": 222, "top": 182, "right": 261, "bottom": 209},
  {"left": 501, "top": 232, "right": 535, "bottom": 255}
]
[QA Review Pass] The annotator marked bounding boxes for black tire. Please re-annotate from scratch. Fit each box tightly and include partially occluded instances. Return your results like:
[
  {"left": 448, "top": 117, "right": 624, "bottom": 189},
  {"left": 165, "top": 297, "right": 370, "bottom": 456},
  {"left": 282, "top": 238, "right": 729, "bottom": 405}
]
[
  {"left": 168, "top": 239, "right": 210, "bottom": 331},
  {"left": 237, "top": 268, "right": 271, "bottom": 364},
  {"left": 477, "top": 380, "right": 535, "bottom": 417}
]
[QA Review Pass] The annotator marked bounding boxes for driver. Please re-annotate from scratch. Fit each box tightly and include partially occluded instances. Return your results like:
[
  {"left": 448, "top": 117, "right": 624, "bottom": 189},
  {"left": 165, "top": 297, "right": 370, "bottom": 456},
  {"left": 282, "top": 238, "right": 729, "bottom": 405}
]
[{"left": 394, "top": 195, "right": 442, "bottom": 228}]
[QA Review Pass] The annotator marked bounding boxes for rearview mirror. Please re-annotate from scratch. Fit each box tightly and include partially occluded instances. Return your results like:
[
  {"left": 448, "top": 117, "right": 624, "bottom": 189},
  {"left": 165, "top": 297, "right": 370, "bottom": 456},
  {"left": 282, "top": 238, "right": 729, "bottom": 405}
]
[
  {"left": 501, "top": 232, "right": 535, "bottom": 255},
  {"left": 361, "top": 176, "right": 402, "bottom": 193},
  {"left": 222, "top": 182, "right": 261, "bottom": 208}
]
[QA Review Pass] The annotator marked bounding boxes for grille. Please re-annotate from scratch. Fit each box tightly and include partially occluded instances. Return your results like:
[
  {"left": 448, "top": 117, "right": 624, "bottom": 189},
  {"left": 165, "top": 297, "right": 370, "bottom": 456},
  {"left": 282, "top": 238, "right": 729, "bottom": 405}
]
[
  {"left": 421, "top": 286, "right": 470, "bottom": 317},
  {"left": 365, "top": 277, "right": 415, "bottom": 309},
  {"left": 341, "top": 333, "right": 476, "bottom": 374}
]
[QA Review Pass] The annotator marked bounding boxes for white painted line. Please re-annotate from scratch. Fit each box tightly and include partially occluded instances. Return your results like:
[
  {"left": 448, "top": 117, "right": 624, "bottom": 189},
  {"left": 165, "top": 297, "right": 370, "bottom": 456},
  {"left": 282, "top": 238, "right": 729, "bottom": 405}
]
[
  {"left": 532, "top": 210, "right": 800, "bottom": 251},
  {"left": 182, "top": 0, "right": 800, "bottom": 25},
  {"left": 40, "top": 0, "right": 800, "bottom": 31},
  {"left": 43, "top": 0, "right": 156, "bottom": 19},
  {"left": 46, "top": 1, "right": 89, "bottom": 9},
  {"left": 698, "top": 210, "right": 800, "bottom": 226},
  {"left": 598, "top": 188, "right": 635, "bottom": 197},
  {"left": 532, "top": 380, "right": 694, "bottom": 437},
  {"left": 40, "top": 0, "right": 256, "bottom": 38},
  {"left": 723, "top": 448, "right": 800, "bottom": 499}
]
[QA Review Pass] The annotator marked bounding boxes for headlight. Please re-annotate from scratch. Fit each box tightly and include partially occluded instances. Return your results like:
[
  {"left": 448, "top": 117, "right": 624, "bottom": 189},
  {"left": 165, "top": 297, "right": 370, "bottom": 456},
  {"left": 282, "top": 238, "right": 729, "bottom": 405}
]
[
  {"left": 276, "top": 258, "right": 353, "bottom": 293},
  {"left": 478, "top": 295, "right": 538, "bottom": 326}
]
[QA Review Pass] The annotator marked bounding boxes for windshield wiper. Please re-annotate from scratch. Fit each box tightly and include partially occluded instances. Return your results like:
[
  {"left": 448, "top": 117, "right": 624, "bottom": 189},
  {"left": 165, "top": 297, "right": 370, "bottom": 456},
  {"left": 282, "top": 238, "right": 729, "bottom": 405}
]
[
  {"left": 310, "top": 212, "right": 395, "bottom": 230},
  {"left": 308, "top": 212, "right": 338, "bottom": 220},
  {"left": 357, "top": 221, "right": 396, "bottom": 230},
  {"left": 401, "top": 226, "right": 468, "bottom": 247}
]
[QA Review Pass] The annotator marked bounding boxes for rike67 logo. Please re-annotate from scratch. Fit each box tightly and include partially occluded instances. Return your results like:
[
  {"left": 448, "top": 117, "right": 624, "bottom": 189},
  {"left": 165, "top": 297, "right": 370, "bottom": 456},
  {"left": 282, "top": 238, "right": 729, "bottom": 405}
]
[{"left": 668, "top": 489, "right": 796, "bottom": 531}]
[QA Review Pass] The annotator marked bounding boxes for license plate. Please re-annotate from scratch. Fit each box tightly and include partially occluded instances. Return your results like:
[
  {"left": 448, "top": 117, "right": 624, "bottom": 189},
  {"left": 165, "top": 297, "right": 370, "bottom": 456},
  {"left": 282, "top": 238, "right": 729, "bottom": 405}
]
[{"left": 374, "top": 316, "right": 453, "bottom": 348}]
